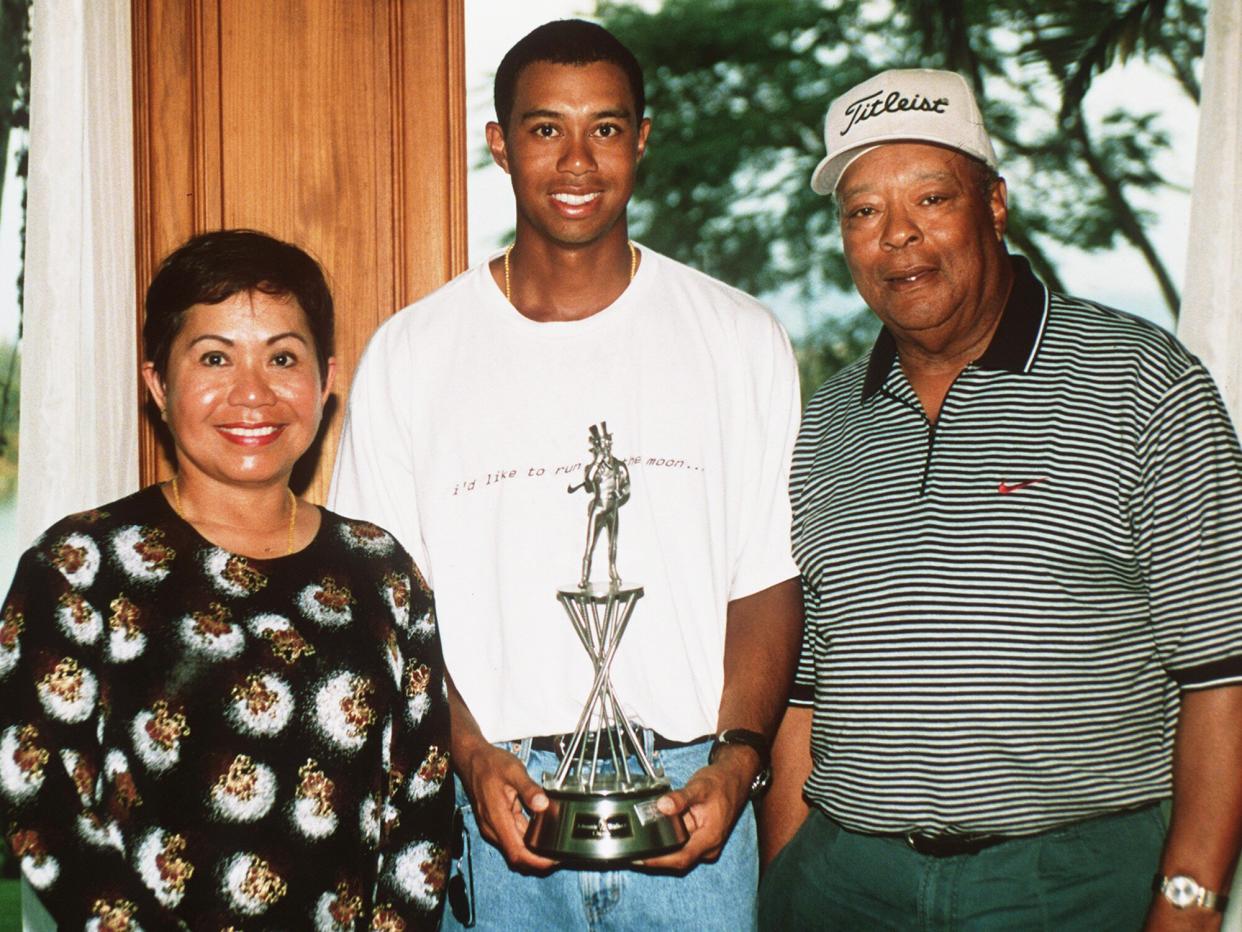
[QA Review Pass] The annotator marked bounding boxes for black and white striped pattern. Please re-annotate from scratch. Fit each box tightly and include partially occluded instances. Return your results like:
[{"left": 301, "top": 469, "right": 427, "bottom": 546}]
[{"left": 790, "top": 258, "right": 1242, "bottom": 836}]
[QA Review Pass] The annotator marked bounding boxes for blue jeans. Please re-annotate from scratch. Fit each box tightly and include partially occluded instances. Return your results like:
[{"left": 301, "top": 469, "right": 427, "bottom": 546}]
[
  {"left": 758, "top": 805, "right": 1166, "bottom": 931},
  {"left": 443, "top": 736, "right": 758, "bottom": 932}
]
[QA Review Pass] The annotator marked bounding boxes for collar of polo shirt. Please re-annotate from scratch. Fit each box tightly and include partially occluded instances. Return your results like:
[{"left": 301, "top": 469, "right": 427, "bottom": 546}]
[{"left": 861, "top": 255, "right": 1052, "bottom": 401}]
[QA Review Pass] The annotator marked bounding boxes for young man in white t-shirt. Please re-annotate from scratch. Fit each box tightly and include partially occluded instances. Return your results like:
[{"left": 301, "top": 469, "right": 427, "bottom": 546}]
[{"left": 331, "top": 19, "right": 802, "bottom": 930}]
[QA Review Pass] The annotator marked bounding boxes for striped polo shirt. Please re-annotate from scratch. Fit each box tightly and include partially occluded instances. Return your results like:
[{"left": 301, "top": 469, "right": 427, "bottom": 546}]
[{"left": 790, "top": 256, "right": 1242, "bottom": 836}]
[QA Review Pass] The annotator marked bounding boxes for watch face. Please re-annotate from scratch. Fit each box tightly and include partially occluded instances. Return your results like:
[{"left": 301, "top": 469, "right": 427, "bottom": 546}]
[
  {"left": 750, "top": 768, "right": 772, "bottom": 798},
  {"left": 1165, "top": 875, "right": 1201, "bottom": 909}
]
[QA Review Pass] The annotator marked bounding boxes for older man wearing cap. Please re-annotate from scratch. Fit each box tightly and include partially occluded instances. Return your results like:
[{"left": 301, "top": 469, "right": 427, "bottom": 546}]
[{"left": 756, "top": 68, "right": 1242, "bottom": 931}]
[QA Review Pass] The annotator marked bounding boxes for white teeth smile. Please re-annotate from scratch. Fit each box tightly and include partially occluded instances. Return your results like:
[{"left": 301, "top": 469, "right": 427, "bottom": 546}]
[
  {"left": 221, "top": 426, "right": 279, "bottom": 438},
  {"left": 553, "top": 192, "right": 600, "bottom": 206}
]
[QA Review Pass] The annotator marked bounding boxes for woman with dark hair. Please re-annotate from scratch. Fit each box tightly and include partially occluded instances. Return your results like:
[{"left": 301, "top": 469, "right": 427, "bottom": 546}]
[{"left": 0, "top": 230, "right": 452, "bottom": 929}]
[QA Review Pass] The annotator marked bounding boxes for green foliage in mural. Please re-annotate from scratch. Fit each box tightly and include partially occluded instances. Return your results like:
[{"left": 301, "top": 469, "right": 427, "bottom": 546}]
[{"left": 597, "top": 0, "right": 1203, "bottom": 389}]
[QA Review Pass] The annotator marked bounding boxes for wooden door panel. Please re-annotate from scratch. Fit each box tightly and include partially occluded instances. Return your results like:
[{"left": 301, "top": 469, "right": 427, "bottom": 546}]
[{"left": 133, "top": 0, "right": 467, "bottom": 502}]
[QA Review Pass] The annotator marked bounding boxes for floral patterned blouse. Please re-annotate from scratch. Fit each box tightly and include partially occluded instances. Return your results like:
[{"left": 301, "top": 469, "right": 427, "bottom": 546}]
[{"left": 0, "top": 485, "right": 452, "bottom": 930}]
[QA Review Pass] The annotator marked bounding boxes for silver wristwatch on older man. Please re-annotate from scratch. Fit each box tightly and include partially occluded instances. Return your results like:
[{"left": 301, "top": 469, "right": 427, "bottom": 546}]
[{"left": 1155, "top": 874, "right": 1229, "bottom": 912}]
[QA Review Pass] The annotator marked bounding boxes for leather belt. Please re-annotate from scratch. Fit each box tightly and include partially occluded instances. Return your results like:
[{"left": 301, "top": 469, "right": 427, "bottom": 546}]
[
  {"left": 528, "top": 731, "right": 707, "bottom": 754},
  {"left": 904, "top": 832, "right": 1011, "bottom": 857}
]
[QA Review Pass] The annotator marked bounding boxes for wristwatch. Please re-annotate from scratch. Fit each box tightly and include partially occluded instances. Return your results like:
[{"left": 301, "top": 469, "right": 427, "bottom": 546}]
[
  {"left": 708, "top": 728, "right": 772, "bottom": 799},
  {"left": 1154, "top": 874, "right": 1229, "bottom": 912}
]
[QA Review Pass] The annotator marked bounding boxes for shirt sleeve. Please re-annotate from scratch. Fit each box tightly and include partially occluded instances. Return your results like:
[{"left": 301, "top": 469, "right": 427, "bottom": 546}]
[
  {"left": 1135, "top": 362, "right": 1242, "bottom": 689},
  {"left": 0, "top": 546, "right": 177, "bottom": 929},
  {"left": 788, "top": 393, "right": 821, "bottom": 709},
  {"left": 728, "top": 312, "right": 802, "bottom": 600},
  {"left": 330, "top": 324, "right": 434, "bottom": 586},
  {"left": 374, "top": 550, "right": 454, "bottom": 929},
  {"left": 789, "top": 575, "right": 817, "bottom": 708}
]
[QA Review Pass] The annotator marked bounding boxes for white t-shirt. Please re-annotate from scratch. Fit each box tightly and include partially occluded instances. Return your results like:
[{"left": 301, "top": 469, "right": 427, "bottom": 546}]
[{"left": 330, "top": 246, "right": 800, "bottom": 742}]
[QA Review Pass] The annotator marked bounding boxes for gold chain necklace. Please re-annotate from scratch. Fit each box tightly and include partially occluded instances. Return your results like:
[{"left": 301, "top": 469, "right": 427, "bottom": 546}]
[
  {"left": 503, "top": 241, "right": 638, "bottom": 303},
  {"left": 169, "top": 475, "right": 298, "bottom": 556}
]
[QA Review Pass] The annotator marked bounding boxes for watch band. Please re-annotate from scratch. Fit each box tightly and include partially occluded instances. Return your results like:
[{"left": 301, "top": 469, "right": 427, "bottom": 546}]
[{"left": 708, "top": 728, "right": 772, "bottom": 799}]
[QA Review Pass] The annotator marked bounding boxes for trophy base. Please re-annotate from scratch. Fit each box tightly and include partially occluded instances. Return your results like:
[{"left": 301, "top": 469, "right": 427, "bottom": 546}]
[{"left": 526, "top": 783, "right": 689, "bottom": 864}]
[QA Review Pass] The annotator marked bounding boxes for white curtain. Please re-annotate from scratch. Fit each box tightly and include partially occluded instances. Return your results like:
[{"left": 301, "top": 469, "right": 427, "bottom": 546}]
[
  {"left": 18, "top": 0, "right": 134, "bottom": 924},
  {"left": 1178, "top": 1, "right": 1242, "bottom": 927},
  {"left": 17, "top": 0, "right": 136, "bottom": 553}
]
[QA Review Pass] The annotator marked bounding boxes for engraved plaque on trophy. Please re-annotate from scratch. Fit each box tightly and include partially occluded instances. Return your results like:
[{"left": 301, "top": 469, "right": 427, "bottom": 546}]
[{"left": 524, "top": 422, "right": 689, "bottom": 863}]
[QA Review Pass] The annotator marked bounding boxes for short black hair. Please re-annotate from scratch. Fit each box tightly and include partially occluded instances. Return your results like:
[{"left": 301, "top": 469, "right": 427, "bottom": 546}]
[
  {"left": 493, "top": 19, "right": 645, "bottom": 131},
  {"left": 143, "top": 229, "right": 334, "bottom": 385},
  {"left": 967, "top": 158, "right": 1002, "bottom": 199}
]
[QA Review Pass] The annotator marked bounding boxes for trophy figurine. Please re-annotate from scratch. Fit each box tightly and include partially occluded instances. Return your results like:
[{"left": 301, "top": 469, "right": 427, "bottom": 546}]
[{"left": 525, "top": 422, "right": 689, "bottom": 863}]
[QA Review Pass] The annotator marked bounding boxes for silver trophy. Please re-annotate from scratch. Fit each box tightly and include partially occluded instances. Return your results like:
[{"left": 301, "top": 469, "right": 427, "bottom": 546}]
[{"left": 525, "top": 422, "right": 689, "bottom": 863}]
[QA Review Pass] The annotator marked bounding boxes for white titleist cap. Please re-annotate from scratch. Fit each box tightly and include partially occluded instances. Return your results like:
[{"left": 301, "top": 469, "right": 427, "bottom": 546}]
[{"left": 810, "top": 68, "right": 998, "bottom": 195}]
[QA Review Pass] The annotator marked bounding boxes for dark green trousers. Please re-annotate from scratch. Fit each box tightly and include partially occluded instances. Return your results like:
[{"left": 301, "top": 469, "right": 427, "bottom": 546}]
[{"left": 758, "top": 805, "right": 1165, "bottom": 931}]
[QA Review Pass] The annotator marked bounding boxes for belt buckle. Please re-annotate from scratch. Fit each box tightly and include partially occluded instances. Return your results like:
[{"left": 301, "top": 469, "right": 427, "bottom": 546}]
[
  {"left": 906, "top": 832, "right": 960, "bottom": 857},
  {"left": 904, "top": 831, "right": 998, "bottom": 857}
]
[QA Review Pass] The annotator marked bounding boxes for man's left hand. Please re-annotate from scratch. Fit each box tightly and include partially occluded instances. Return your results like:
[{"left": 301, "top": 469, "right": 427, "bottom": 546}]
[{"left": 636, "top": 744, "right": 756, "bottom": 871}]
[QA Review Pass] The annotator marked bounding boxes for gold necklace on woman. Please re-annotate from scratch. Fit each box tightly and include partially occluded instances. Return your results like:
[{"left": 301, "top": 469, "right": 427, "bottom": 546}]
[
  {"left": 503, "top": 241, "right": 639, "bottom": 303},
  {"left": 169, "top": 475, "right": 298, "bottom": 556}
]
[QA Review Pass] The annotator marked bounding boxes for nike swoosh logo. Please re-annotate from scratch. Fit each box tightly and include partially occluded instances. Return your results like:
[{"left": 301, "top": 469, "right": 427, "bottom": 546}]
[{"left": 998, "top": 478, "right": 1047, "bottom": 494}]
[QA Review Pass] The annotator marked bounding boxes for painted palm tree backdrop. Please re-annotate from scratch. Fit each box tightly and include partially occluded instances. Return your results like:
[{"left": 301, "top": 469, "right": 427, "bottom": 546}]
[
  {"left": 595, "top": 0, "right": 1202, "bottom": 396},
  {"left": 0, "top": 0, "right": 23, "bottom": 914},
  {"left": 0, "top": 0, "right": 25, "bottom": 506}
]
